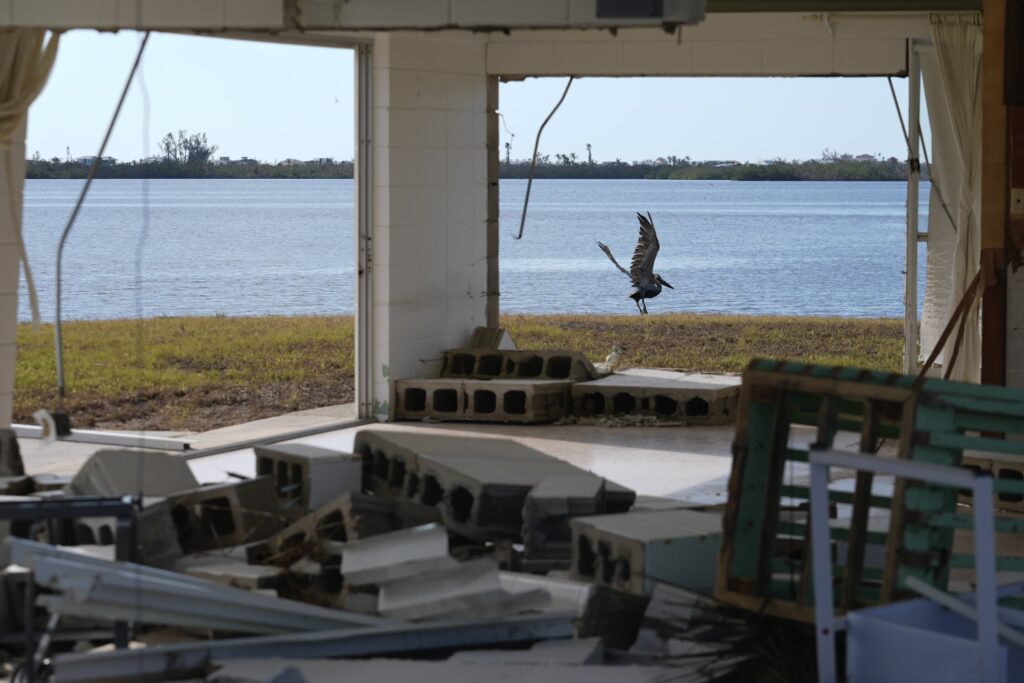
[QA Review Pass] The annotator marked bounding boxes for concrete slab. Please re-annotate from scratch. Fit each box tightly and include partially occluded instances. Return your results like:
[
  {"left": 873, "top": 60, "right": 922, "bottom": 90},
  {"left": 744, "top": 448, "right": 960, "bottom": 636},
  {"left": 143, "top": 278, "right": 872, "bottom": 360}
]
[
  {"left": 573, "top": 370, "right": 740, "bottom": 426},
  {"left": 571, "top": 509, "right": 723, "bottom": 596},
  {"left": 67, "top": 449, "right": 199, "bottom": 497}
]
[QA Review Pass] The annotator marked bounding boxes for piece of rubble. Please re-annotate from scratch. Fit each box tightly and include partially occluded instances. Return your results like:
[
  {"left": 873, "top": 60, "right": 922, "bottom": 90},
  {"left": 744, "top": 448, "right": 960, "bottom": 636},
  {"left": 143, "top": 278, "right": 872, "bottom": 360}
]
[
  {"left": 169, "top": 476, "right": 283, "bottom": 552},
  {"left": 0, "top": 475, "right": 32, "bottom": 495},
  {"left": 377, "top": 557, "right": 548, "bottom": 621},
  {"left": 0, "top": 428, "right": 24, "bottom": 476},
  {"left": 185, "top": 562, "right": 283, "bottom": 590},
  {"left": 522, "top": 474, "right": 630, "bottom": 572},
  {"left": 73, "top": 496, "right": 182, "bottom": 567},
  {"left": 67, "top": 449, "right": 199, "bottom": 497},
  {"left": 499, "top": 571, "right": 595, "bottom": 616},
  {"left": 30, "top": 473, "right": 72, "bottom": 491},
  {"left": 356, "top": 430, "right": 632, "bottom": 541},
  {"left": 340, "top": 523, "right": 456, "bottom": 587},
  {"left": 448, "top": 636, "right": 604, "bottom": 665},
  {"left": 254, "top": 443, "right": 362, "bottom": 520},
  {"left": 571, "top": 509, "right": 722, "bottom": 596}
]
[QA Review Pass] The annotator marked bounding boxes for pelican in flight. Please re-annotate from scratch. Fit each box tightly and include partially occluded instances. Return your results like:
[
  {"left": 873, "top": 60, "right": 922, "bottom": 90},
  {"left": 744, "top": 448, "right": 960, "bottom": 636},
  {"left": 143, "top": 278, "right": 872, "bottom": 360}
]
[{"left": 597, "top": 212, "right": 673, "bottom": 315}]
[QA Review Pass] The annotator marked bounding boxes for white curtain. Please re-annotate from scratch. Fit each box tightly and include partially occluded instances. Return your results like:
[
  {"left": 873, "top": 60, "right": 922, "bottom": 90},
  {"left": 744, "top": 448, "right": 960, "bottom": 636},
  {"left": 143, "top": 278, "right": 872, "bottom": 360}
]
[
  {"left": 0, "top": 30, "right": 59, "bottom": 427},
  {"left": 925, "top": 14, "right": 982, "bottom": 382},
  {"left": 0, "top": 29, "right": 60, "bottom": 326}
]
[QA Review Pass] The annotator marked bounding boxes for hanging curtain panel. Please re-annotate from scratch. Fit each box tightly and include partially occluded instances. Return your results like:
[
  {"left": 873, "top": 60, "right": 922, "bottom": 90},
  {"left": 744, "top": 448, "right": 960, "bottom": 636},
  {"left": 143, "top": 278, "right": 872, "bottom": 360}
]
[
  {"left": 0, "top": 29, "right": 60, "bottom": 427},
  {"left": 924, "top": 13, "right": 982, "bottom": 382}
]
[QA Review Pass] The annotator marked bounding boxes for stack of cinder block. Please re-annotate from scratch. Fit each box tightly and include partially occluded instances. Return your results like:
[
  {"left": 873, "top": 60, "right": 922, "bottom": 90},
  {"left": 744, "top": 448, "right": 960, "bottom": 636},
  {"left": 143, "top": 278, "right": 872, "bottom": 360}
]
[
  {"left": 572, "top": 369, "right": 741, "bottom": 425},
  {"left": 394, "top": 348, "right": 599, "bottom": 423}
]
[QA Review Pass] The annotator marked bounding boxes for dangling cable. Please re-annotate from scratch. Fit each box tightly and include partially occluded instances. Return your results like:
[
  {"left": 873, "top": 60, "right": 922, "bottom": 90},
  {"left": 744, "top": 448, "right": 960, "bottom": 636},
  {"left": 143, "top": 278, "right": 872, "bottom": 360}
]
[
  {"left": 54, "top": 32, "right": 150, "bottom": 398},
  {"left": 886, "top": 76, "right": 956, "bottom": 234},
  {"left": 514, "top": 76, "right": 574, "bottom": 240}
]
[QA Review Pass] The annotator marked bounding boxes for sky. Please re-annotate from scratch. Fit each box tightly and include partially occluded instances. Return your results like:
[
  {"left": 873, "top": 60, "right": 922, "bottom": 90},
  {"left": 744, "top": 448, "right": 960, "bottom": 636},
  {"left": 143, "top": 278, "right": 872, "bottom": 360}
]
[{"left": 27, "top": 30, "right": 928, "bottom": 165}]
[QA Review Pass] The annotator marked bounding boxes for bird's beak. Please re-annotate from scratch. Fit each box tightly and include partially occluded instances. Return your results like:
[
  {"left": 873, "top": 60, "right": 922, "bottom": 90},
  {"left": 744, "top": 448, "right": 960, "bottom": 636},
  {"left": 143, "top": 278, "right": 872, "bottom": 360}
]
[{"left": 660, "top": 278, "right": 674, "bottom": 289}]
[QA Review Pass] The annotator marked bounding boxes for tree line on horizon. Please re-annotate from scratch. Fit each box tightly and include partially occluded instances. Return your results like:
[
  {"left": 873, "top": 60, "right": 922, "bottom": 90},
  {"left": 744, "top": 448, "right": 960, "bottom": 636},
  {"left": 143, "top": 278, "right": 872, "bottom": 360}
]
[{"left": 26, "top": 131, "right": 914, "bottom": 181}]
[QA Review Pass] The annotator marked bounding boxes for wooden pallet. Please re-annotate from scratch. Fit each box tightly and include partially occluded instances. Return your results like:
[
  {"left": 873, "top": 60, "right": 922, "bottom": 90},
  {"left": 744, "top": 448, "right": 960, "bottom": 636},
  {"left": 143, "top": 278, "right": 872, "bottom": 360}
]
[{"left": 715, "top": 359, "right": 1024, "bottom": 623}]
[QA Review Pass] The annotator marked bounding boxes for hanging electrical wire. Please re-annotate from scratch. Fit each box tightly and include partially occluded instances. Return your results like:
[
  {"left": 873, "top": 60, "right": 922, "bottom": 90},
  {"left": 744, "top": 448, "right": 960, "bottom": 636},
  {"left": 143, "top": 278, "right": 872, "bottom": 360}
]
[
  {"left": 514, "top": 76, "right": 574, "bottom": 240},
  {"left": 886, "top": 76, "right": 956, "bottom": 234},
  {"left": 54, "top": 32, "right": 150, "bottom": 398}
]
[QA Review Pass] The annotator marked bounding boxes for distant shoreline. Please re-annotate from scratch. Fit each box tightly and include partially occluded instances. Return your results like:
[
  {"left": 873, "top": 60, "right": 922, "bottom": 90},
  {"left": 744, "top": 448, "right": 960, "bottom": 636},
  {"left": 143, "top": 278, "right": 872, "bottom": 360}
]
[{"left": 26, "top": 156, "right": 919, "bottom": 182}]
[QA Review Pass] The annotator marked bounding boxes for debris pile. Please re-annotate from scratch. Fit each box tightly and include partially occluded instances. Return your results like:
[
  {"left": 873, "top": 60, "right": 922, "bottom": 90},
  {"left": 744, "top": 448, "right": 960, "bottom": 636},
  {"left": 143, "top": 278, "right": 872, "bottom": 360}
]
[{"left": 1, "top": 427, "right": 744, "bottom": 683}]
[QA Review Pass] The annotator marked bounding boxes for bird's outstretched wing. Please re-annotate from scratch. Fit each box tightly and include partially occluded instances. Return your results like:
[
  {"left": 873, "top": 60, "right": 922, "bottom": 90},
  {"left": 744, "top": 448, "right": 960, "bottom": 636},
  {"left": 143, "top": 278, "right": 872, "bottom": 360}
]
[
  {"left": 597, "top": 240, "right": 631, "bottom": 278},
  {"left": 629, "top": 211, "right": 660, "bottom": 286}
]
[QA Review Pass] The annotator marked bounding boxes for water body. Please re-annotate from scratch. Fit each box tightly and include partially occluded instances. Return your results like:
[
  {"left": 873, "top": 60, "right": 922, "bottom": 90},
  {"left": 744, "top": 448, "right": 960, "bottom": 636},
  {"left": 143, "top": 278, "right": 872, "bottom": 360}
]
[{"left": 17, "top": 178, "right": 927, "bottom": 321}]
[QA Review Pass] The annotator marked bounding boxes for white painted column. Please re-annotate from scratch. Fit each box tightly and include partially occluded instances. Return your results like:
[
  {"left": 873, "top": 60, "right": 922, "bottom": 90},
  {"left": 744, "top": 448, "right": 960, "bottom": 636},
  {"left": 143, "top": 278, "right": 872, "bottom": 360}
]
[
  {"left": 0, "top": 119, "right": 27, "bottom": 428},
  {"left": 369, "top": 32, "right": 489, "bottom": 419},
  {"left": 905, "top": 48, "right": 921, "bottom": 374}
]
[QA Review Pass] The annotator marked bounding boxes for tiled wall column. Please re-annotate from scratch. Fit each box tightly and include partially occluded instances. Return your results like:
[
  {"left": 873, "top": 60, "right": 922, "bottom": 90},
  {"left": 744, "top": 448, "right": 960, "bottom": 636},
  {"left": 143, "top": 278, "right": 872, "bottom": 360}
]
[{"left": 369, "top": 32, "right": 489, "bottom": 418}]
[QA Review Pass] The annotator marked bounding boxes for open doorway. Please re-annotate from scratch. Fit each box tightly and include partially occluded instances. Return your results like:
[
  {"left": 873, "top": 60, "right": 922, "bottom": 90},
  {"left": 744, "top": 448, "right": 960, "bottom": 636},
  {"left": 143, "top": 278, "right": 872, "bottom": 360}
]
[
  {"left": 15, "top": 32, "right": 358, "bottom": 433},
  {"left": 495, "top": 75, "right": 930, "bottom": 375}
]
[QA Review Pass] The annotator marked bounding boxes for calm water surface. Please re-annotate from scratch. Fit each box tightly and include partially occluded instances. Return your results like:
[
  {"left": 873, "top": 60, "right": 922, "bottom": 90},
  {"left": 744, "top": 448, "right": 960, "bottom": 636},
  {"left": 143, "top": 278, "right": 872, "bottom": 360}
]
[{"left": 17, "top": 178, "right": 927, "bottom": 321}]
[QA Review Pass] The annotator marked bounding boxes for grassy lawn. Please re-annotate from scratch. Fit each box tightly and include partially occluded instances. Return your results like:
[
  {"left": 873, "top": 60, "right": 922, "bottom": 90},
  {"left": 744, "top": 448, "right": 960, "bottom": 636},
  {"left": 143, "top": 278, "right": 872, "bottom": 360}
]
[{"left": 14, "top": 313, "right": 902, "bottom": 431}]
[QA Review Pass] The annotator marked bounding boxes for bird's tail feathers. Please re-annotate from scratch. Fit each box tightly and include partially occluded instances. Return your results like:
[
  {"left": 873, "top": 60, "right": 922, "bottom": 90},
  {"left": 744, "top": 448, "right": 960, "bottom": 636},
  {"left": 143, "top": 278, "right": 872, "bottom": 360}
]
[{"left": 597, "top": 240, "right": 631, "bottom": 277}]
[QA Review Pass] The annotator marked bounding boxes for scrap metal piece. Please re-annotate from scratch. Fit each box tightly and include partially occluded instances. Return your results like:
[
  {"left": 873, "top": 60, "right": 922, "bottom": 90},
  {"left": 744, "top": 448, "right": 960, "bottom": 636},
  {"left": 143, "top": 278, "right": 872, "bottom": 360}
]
[{"left": 53, "top": 613, "right": 577, "bottom": 683}]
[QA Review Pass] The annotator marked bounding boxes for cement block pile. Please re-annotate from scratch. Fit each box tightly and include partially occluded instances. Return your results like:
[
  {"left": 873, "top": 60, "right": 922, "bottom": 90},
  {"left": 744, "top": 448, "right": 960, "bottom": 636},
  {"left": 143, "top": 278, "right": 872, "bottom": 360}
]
[
  {"left": 394, "top": 345, "right": 742, "bottom": 425},
  {"left": 0, "top": 427, "right": 753, "bottom": 683}
]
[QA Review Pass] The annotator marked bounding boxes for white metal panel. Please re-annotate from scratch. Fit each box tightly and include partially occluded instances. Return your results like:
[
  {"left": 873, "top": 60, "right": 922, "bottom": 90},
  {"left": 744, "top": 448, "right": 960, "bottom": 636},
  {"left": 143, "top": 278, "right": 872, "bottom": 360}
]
[
  {"left": 486, "top": 13, "right": 922, "bottom": 76},
  {"left": 0, "top": 0, "right": 285, "bottom": 29}
]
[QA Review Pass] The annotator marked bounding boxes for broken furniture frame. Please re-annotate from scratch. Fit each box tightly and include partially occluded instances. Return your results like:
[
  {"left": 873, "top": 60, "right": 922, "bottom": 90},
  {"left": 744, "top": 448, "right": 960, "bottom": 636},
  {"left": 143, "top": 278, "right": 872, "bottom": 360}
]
[
  {"left": 716, "top": 359, "right": 1024, "bottom": 623},
  {"left": 809, "top": 449, "right": 1000, "bottom": 683},
  {"left": 0, "top": 496, "right": 137, "bottom": 682}
]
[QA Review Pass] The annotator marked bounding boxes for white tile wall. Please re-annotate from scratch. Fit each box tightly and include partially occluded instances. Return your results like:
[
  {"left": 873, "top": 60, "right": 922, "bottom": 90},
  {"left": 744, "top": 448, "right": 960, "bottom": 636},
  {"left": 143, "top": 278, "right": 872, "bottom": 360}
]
[
  {"left": 370, "top": 32, "right": 489, "bottom": 419},
  {"left": 0, "top": 131, "right": 24, "bottom": 428}
]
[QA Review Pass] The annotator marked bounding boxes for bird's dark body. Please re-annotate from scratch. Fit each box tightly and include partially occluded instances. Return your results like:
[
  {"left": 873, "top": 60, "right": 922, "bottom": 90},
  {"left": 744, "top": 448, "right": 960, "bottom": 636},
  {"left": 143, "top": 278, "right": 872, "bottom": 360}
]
[{"left": 597, "top": 212, "right": 674, "bottom": 315}]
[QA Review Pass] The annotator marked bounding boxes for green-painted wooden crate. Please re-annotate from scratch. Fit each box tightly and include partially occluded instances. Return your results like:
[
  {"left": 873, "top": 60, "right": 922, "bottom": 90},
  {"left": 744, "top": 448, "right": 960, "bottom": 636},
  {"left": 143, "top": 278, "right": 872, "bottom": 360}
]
[{"left": 715, "top": 359, "right": 1024, "bottom": 624}]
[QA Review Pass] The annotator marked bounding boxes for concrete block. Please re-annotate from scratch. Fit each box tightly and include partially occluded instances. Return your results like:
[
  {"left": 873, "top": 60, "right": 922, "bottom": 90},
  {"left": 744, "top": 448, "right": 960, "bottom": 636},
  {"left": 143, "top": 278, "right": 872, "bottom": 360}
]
[
  {"left": 394, "top": 377, "right": 574, "bottom": 423},
  {"left": 168, "top": 476, "right": 283, "bottom": 552},
  {"left": 341, "top": 523, "right": 456, "bottom": 587},
  {"left": 572, "top": 370, "right": 740, "bottom": 425},
  {"left": 30, "top": 473, "right": 71, "bottom": 491},
  {"left": 962, "top": 454, "right": 1024, "bottom": 512},
  {"left": 0, "top": 475, "right": 31, "bottom": 495},
  {"left": 570, "top": 509, "right": 723, "bottom": 596},
  {"left": 440, "top": 348, "right": 597, "bottom": 381},
  {"left": 356, "top": 430, "right": 633, "bottom": 541},
  {"left": 522, "top": 475, "right": 635, "bottom": 572},
  {"left": 254, "top": 443, "right": 362, "bottom": 520},
  {"left": 0, "top": 428, "right": 24, "bottom": 476},
  {"left": 185, "top": 562, "right": 282, "bottom": 590},
  {"left": 67, "top": 449, "right": 199, "bottom": 497},
  {"left": 577, "top": 584, "right": 651, "bottom": 650},
  {"left": 73, "top": 496, "right": 182, "bottom": 567},
  {"left": 377, "top": 557, "right": 547, "bottom": 621},
  {"left": 467, "top": 326, "right": 516, "bottom": 350}
]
